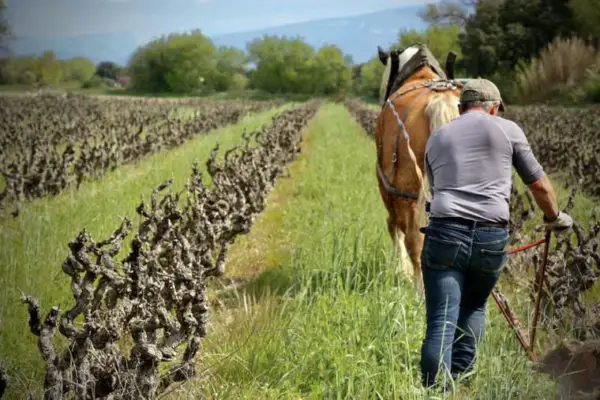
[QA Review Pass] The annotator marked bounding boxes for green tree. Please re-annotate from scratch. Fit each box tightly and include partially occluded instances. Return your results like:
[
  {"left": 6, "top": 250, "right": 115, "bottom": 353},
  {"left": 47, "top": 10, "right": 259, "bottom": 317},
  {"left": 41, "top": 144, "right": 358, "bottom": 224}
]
[
  {"left": 248, "top": 35, "right": 315, "bottom": 93},
  {"left": 0, "top": 56, "right": 8, "bottom": 83},
  {"left": 213, "top": 46, "right": 247, "bottom": 91},
  {"left": 311, "top": 45, "right": 351, "bottom": 95},
  {"left": 96, "top": 61, "right": 122, "bottom": 80},
  {"left": 38, "top": 51, "right": 64, "bottom": 86},
  {"left": 397, "top": 25, "right": 463, "bottom": 68},
  {"left": 355, "top": 56, "right": 385, "bottom": 99},
  {"left": 570, "top": 0, "right": 600, "bottom": 38},
  {"left": 457, "top": 0, "right": 504, "bottom": 77},
  {"left": 458, "top": 0, "right": 576, "bottom": 77},
  {"left": 63, "top": 57, "right": 96, "bottom": 83},
  {"left": 419, "top": 0, "right": 578, "bottom": 79},
  {"left": 418, "top": 0, "right": 474, "bottom": 27},
  {"left": 246, "top": 35, "right": 282, "bottom": 92},
  {"left": 1, "top": 56, "right": 38, "bottom": 85},
  {"left": 128, "top": 30, "right": 217, "bottom": 93}
]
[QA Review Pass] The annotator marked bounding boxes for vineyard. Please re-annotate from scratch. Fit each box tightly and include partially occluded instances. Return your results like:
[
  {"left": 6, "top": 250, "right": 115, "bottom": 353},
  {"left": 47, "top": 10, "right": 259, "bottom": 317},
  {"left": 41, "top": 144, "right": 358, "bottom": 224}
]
[
  {"left": 0, "top": 94, "right": 599, "bottom": 399},
  {"left": 0, "top": 94, "right": 282, "bottom": 216}
]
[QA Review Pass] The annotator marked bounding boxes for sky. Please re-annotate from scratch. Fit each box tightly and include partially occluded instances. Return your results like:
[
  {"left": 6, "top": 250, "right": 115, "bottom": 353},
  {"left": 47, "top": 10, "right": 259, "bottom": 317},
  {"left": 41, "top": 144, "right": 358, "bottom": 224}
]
[{"left": 5, "top": 0, "right": 427, "bottom": 41}]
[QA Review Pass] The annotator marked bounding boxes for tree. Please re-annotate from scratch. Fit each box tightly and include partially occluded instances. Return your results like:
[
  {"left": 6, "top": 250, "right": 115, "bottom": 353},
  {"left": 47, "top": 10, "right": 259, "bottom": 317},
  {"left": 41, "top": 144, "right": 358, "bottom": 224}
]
[
  {"left": 63, "top": 57, "right": 96, "bottom": 83},
  {"left": 96, "top": 61, "right": 122, "bottom": 80},
  {"left": 418, "top": 0, "right": 475, "bottom": 27},
  {"left": 458, "top": 0, "right": 576, "bottom": 77},
  {"left": 355, "top": 56, "right": 385, "bottom": 99},
  {"left": 311, "top": 45, "right": 351, "bottom": 95},
  {"left": 570, "top": 0, "right": 600, "bottom": 38},
  {"left": 0, "top": 0, "right": 10, "bottom": 53},
  {"left": 128, "top": 30, "right": 217, "bottom": 93},
  {"left": 458, "top": 0, "right": 505, "bottom": 77},
  {"left": 38, "top": 51, "right": 64, "bottom": 86},
  {"left": 1, "top": 56, "right": 40, "bottom": 85},
  {"left": 396, "top": 25, "right": 463, "bottom": 68},
  {"left": 213, "top": 46, "right": 247, "bottom": 91},
  {"left": 247, "top": 35, "right": 316, "bottom": 93}
]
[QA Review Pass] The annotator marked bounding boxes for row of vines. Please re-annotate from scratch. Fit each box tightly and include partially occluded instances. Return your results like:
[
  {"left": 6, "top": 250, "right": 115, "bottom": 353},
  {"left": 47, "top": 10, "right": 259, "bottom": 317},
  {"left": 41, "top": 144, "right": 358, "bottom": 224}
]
[
  {"left": 344, "top": 99, "right": 600, "bottom": 344},
  {"left": 7, "top": 101, "right": 319, "bottom": 399},
  {"left": 0, "top": 94, "right": 283, "bottom": 216}
]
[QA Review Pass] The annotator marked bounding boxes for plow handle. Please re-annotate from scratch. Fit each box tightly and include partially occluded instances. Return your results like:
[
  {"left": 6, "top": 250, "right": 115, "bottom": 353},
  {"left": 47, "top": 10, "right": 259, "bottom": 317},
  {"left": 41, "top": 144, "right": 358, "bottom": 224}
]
[
  {"left": 492, "top": 231, "right": 552, "bottom": 362},
  {"left": 492, "top": 290, "right": 536, "bottom": 362},
  {"left": 529, "top": 230, "right": 552, "bottom": 351}
]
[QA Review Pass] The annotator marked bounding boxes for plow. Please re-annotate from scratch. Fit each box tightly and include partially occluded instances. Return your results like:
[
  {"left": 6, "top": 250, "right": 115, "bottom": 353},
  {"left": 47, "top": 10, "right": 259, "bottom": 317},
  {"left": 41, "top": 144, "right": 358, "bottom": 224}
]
[{"left": 492, "top": 230, "right": 551, "bottom": 362}]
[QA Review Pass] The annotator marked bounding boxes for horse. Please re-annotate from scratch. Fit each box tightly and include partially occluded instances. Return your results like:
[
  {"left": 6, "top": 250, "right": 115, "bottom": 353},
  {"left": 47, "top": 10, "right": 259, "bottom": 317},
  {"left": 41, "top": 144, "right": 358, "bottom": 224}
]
[{"left": 375, "top": 43, "right": 464, "bottom": 285}]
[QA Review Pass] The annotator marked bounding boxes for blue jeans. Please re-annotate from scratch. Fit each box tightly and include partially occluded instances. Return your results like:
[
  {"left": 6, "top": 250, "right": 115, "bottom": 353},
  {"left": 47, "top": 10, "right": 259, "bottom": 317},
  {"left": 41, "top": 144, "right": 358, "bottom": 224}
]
[{"left": 419, "top": 219, "right": 510, "bottom": 389}]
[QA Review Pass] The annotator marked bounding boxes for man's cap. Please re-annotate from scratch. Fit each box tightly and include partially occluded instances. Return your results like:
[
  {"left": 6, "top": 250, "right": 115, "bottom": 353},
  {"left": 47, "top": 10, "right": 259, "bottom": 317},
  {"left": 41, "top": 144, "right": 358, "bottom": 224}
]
[{"left": 459, "top": 78, "right": 505, "bottom": 111}]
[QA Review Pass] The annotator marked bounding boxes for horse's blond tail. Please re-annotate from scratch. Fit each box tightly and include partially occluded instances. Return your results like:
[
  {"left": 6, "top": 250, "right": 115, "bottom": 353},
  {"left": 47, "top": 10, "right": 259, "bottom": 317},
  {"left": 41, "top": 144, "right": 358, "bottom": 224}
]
[{"left": 425, "top": 94, "right": 460, "bottom": 134}]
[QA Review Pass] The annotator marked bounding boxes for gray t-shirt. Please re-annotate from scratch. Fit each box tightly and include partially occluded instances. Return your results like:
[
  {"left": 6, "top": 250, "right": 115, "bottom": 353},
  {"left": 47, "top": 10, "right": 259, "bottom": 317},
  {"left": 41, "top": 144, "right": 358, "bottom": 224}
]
[{"left": 424, "top": 111, "right": 545, "bottom": 223}]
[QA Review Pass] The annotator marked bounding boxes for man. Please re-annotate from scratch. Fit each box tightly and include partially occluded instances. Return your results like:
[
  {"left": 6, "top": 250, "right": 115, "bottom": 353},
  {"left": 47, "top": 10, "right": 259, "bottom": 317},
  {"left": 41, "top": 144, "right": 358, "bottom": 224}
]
[{"left": 420, "top": 78, "right": 573, "bottom": 390}]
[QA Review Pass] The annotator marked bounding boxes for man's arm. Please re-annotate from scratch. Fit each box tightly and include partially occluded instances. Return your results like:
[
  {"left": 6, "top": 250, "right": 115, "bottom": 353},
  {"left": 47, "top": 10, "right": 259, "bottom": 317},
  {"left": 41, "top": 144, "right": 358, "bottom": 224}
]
[
  {"left": 507, "top": 121, "right": 552, "bottom": 214},
  {"left": 527, "top": 174, "right": 559, "bottom": 221},
  {"left": 508, "top": 122, "right": 572, "bottom": 231}
]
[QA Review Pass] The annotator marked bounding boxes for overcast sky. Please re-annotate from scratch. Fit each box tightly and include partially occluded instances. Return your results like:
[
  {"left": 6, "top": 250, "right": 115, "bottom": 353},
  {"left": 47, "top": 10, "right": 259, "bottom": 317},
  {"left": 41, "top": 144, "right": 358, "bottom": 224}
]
[{"left": 5, "top": 0, "right": 427, "bottom": 40}]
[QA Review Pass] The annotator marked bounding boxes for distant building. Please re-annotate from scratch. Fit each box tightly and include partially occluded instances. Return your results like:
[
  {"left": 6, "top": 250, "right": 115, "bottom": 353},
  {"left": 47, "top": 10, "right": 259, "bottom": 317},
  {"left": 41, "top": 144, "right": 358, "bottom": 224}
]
[{"left": 117, "top": 75, "right": 131, "bottom": 88}]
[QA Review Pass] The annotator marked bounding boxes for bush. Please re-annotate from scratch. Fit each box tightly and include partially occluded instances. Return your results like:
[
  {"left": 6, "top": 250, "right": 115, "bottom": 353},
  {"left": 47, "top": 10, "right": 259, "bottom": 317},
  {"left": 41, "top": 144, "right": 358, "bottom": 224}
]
[
  {"left": 515, "top": 36, "right": 600, "bottom": 104},
  {"left": 583, "top": 70, "right": 600, "bottom": 103},
  {"left": 247, "top": 36, "right": 351, "bottom": 95},
  {"left": 231, "top": 73, "right": 248, "bottom": 91},
  {"left": 353, "top": 56, "right": 385, "bottom": 100},
  {"left": 63, "top": 57, "right": 96, "bottom": 83},
  {"left": 81, "top": 75, "right": 106, "bottom": 89},
  {"left": 128, "top": 30, "right": 217, "bottom": 93}
]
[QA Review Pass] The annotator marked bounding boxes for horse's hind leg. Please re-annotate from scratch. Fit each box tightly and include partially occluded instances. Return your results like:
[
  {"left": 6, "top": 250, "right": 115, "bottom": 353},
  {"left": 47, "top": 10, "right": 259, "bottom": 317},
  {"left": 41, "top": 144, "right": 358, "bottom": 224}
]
[
  {"left": 387, "top": 207, "right": 412, "bottom": 278},
  {"left": 403, "top": 206, "right": 425, "bottom": 292},
  {"left": 379, "top": 181, "right": 411, "bottom": 277}
]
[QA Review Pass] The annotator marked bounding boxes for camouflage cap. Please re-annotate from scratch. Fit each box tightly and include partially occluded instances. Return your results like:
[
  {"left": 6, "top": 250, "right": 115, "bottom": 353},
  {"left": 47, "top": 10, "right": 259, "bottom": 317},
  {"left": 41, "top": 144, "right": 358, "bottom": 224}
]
[{"left": 459, "top": 78, "right": 505, "bottom": 111}]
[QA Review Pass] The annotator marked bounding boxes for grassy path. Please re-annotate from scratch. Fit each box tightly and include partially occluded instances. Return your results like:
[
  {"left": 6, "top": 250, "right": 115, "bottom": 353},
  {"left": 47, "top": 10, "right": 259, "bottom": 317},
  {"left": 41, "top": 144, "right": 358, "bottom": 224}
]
[
  {"left": 166, "top": 104, "right": 559, "bottom": 399},
  {"left": 0, "top": 105, "right": 287, "bottom": 397}
]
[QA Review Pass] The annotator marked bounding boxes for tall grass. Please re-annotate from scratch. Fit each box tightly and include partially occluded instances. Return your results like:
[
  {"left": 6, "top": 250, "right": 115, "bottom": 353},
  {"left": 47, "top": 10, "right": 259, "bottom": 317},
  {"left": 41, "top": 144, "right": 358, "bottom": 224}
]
[
  {"left": 515, "top": 36, "right": 600, "bottom": 104},
  {"left": 167, "top": 104, "right": 559, "bottom": 399}
]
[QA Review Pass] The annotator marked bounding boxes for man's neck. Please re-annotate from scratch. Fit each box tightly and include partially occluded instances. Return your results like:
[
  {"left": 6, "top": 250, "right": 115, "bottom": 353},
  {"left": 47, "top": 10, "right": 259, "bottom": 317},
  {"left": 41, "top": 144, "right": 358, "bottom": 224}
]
[
  {"left": 461, "top": 107, "right": 490, "bottom": 116},
  {"left": 465, "top": 107, "right": 486, "bottom": 113}
]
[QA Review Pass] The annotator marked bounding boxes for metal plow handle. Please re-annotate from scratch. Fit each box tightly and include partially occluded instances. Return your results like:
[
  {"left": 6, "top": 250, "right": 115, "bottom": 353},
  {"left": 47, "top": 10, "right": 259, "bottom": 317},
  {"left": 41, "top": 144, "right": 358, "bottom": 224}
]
[{"left": 492, "top": 289, "right": 536, "bottom": 361}]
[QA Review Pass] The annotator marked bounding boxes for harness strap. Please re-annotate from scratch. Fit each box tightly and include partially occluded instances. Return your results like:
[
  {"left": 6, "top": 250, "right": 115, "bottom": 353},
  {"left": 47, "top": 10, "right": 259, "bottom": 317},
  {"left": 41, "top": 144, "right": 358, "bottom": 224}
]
[
  {"left": 377, "top": 79, "right": 458, "bottom": 201},
  {"left": 376, "top": 162, "right": 419, "bottom": 200}
]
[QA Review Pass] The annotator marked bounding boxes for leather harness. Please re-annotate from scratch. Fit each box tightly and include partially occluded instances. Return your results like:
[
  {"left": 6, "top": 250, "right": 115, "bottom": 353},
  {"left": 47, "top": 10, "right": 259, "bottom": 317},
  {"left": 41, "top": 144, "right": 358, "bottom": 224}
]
[{"left": 377, "top": 79, "right": 464, "bottom": 201}]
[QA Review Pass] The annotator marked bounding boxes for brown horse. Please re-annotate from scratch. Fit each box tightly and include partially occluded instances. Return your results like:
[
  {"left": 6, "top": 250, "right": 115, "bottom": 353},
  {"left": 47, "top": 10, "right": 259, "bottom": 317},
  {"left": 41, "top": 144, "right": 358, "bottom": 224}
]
[{"left": 375, "top": 44, "right": 464, "bottom": 285}]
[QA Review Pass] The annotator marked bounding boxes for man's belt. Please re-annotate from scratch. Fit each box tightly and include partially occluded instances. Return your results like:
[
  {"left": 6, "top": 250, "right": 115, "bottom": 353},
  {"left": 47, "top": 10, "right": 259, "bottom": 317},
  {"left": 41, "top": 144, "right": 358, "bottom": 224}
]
[{"left": 429, "top": 217, "right": 509, "bottom": 229}]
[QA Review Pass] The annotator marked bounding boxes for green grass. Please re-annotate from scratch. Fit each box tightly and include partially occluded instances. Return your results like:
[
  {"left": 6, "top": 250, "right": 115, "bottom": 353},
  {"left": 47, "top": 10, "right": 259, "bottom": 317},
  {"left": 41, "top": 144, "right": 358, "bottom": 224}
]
[
  {"left": 163, "top": 104, "right": 562, "bottom": 399},
  {"left": 0, "top": 105, "right": 288, "bottom": 398}
]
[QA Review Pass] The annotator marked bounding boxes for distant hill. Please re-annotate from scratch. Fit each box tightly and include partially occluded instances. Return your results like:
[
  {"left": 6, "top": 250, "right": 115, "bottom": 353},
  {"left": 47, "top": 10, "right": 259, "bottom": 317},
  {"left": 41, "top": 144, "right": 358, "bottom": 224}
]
[
  {"left": 7, "top": 6, "right": 427, "bottom": 65},
  {"left": 8, "top": 33, "right": 139, "bottom": 65},
  {"left": 211, "top": 6, "right": 428, "bottom": 64}
]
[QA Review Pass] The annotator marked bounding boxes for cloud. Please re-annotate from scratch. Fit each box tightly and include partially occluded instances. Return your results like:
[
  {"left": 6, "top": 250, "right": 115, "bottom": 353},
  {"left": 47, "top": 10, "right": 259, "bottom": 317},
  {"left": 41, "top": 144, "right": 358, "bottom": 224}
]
[{"left": 370, "top": 29, "right": 383, "bottom": 35}]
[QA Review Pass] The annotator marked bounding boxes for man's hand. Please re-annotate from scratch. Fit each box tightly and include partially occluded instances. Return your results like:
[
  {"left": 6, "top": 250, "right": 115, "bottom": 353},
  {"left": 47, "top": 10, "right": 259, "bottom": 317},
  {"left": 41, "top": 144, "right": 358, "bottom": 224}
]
[{"left": 544, "top": 211, "right": 573, "bottom": 234}]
